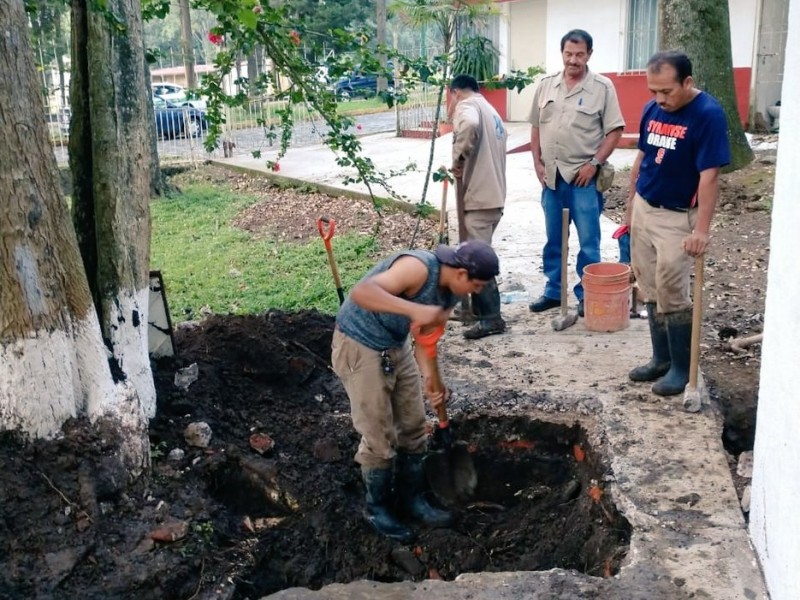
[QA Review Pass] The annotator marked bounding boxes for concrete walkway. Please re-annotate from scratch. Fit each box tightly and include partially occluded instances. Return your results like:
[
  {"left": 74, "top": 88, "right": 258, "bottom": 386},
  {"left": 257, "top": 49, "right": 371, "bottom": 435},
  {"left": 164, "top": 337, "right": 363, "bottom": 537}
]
[{"left": 215, "top": 123, "right": 767, "bottom": 600}]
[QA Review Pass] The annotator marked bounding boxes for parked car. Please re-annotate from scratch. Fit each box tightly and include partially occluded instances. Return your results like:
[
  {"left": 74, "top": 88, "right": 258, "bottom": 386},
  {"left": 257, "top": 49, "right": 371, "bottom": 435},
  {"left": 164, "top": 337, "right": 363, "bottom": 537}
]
[
  {"left": 151, "top": 82, "right": 208, "bottom": 110},
  {"left": 153, "top": 95, "right": 208, "bottom": 139},
  {"left": 332, "top": 65, "right": 393, "bottom": 100}
]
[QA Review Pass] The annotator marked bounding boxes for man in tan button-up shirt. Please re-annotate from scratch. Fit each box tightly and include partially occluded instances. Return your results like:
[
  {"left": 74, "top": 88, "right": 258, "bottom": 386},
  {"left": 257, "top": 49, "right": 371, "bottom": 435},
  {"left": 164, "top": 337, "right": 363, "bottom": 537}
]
[
  {"left": 528, "top": 29, "right": 624, "bottom": 317},
  {"left": 450, "top": 74, "right": 508, "bottom": 340}
]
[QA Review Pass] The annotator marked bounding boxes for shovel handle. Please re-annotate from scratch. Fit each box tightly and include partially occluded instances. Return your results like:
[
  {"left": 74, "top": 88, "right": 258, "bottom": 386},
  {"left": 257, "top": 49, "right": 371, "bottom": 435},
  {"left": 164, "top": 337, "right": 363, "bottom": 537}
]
[
  {"left": 316, "top": 216, "right": 336, "bottom": 249},
  {"left": 317, "top": 216, "right": 344, "bottom": 305},
  {"left": 689, "top": 254, "right": 704, "bottom": 388},
  {"left": 560, "top": 208, "right": 569, "bottom": 316},
  {"left": 410, "top": 323, "right": 449, "bottom": 427},
  {"left": 427, "top": 357, "right": 449, "bottom": 427},
  {"left": 410, "top": 323, "right": 445, "bottom": 359},
  {"left": 438, "top": 174, "right": 449, "bottom": 243}
]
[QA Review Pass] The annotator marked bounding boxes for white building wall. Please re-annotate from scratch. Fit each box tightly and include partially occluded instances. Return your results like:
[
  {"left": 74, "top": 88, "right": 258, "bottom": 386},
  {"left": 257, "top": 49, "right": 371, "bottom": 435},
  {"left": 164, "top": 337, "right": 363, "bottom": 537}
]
[
  {"left": 506, "top": 0, "right": 548, "bottom": 121},
  {"left": 539, "top": 0, "right": 756, "bottom": 73},
  {"left": 731, "top": 0, "right": 759, "bottom": 67},
  {"left": 749, "top": 0, "right": 800, "bottom": 598},
  {"left": 544, "top": 0, "right": 625, "bottom": 73}
]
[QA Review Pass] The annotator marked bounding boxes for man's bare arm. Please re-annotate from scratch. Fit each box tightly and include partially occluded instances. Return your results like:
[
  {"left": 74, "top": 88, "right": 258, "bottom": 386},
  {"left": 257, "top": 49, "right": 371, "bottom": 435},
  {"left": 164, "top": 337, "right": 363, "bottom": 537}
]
[
  {"left": 349, "top": 256, "right": 449, "bottom": 327},
  {"left": 683, "top": 167, "right": 720, "bottom": 257}
]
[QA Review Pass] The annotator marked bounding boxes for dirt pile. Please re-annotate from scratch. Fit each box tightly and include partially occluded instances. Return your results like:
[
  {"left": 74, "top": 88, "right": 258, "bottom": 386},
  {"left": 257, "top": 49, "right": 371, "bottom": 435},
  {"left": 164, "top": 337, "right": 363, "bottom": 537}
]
[{"left": 1, "top": 310, "right": 628, "bottom": 599}]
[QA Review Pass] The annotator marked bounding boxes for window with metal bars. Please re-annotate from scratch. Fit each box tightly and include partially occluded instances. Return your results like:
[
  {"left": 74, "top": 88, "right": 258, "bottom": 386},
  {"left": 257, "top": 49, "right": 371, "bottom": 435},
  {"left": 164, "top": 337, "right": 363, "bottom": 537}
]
[{"left": 626, "top": 0, "right": 659, "bottom": 71}]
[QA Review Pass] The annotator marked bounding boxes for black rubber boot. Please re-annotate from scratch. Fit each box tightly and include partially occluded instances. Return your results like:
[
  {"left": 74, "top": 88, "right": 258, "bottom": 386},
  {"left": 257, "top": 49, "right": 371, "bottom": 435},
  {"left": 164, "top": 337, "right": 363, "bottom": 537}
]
[
  {"left": 629, "top": 303, "right": 671, "bottom": 382},
  {"left": 396, "top": 452, "right": 454, "bottom": 527},
  {"left": 361, "top": 467, "right": 415, "bottom": 543},
  {"left": 464, "top": 279, "right": 506, "bottom": 340},
  {"left": 652, "top": 309, "right": 693, "bottom": 396}
]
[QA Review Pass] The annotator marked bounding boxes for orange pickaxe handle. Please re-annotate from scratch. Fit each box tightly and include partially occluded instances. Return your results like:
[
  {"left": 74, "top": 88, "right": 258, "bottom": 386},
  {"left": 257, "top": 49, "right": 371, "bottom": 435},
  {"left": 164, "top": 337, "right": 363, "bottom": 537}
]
[
  {"left": 411, "top": 323, "right": 448, "bottom": 427},
  {"left": 316, "top": 216, "right": 344, "bottom": 305}
]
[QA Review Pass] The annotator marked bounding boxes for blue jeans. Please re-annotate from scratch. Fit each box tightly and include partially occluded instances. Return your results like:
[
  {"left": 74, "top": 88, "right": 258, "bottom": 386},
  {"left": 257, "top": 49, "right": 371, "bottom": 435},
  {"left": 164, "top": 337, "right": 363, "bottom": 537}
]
[{"left": 540, "top": 172, "right": 601, "bottom": 301}]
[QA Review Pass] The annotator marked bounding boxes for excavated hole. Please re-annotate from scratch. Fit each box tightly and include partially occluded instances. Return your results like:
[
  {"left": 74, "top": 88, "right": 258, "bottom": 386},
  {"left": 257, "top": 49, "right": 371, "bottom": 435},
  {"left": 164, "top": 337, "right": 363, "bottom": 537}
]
[{"left": 227, "top": 415, "right": 631, "bottom": 598}]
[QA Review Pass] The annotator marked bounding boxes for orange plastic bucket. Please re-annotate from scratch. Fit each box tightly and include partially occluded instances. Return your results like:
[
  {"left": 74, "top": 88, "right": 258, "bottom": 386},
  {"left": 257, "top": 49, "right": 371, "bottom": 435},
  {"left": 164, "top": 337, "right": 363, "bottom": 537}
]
[{"left": 582, "top": 262, "right": 631, "bottom": 332}]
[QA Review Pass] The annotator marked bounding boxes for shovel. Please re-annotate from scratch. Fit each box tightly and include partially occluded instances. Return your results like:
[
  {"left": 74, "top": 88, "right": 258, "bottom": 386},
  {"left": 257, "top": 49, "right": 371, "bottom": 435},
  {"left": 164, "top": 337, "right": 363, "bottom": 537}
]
[
  {"left": 411, "top": 323, "right": 477, "bottom": 507},
  {"left": 683, "top": 254, "right": 705, "bottom": 412},
  {"left": 316, "top": 216, "right": 344, "bottom": 305},
  {"left": 437, "top": 166, "right": 450, "bottom": 245},
  {"left": 551, "top": 208, "right": 579, "bottom": 331}
]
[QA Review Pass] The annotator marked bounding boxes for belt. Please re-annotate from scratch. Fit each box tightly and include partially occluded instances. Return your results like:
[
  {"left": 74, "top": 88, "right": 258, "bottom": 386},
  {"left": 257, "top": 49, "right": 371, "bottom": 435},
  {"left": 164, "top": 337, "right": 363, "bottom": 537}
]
[{"left": 643, "top": 199, "right": 689, "bottom": 213}]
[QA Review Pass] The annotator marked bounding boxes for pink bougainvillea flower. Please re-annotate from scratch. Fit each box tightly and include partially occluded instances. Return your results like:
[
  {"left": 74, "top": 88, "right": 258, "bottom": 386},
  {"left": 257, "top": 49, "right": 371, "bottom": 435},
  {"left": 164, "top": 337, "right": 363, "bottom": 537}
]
[
  {"left": 356, "top": 124, "right": 362, "bottom": 130},
  {"left": 207, "top": 32, "right": 224, "bottom": 46},
  {"left": 289, "top": 30, "right": 300, "bottom": 46},
  {"left": 272, "top": 162, "right": 280, "bottom": 172}
]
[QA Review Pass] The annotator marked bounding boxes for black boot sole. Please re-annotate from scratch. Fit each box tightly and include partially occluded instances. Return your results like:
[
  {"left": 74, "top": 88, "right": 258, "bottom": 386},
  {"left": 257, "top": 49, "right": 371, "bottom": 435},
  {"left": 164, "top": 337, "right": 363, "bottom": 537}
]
[{"left": 629, "top": 363, "right": 671, "bottom": 382}]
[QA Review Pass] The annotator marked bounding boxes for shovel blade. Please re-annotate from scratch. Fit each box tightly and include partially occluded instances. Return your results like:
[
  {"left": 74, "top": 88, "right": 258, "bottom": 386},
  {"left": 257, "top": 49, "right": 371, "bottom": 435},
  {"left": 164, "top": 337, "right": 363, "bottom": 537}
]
[{"left": 423, "top": 443, "right": 477, "bottom": 507}]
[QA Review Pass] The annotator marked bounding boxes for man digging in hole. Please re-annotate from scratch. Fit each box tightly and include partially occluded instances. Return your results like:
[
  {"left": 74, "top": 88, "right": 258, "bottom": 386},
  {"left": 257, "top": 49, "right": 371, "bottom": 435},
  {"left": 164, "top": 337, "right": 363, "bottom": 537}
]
[{"left": 331, "top": 240, "right": 500, "bottom": 542}]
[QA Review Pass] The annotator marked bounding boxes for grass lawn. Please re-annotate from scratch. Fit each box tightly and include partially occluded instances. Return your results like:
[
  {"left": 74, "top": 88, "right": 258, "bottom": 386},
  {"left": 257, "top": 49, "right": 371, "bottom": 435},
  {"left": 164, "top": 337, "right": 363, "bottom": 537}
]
[{"left": 150, "top": 183, "right": 380, "bottom": 322}]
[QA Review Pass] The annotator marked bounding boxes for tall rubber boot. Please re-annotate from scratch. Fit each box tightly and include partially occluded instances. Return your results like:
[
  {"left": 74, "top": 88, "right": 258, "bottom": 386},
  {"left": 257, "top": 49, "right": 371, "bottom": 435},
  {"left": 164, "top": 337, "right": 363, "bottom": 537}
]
[
  {"left": 464, "top": 279, "right": 506, "bottom": 340},
  {"left": 652, "top": 309, "right": 693, "bottom": 396},
  {"left": 396, "top": 452, "right": 454, "bottom": 527},
  {"left": 450, "top": 295, "right": 475, "bottom": 324},
  {"left": 361, "top": 467, "right": 415, "bottom": 543},
  {"left": 629, "top": 303, "right": 671, "bottom": 382}
]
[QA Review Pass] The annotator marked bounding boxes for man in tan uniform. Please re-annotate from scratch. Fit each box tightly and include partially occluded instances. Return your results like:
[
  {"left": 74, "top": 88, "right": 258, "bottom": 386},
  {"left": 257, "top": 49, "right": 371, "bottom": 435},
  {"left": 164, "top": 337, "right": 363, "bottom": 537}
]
[
  {"left": 449, "top": 74, "right": 508, "bottom": 339},
  {"left": 528, "top": 29, "right": 624, "bottom": 317}
]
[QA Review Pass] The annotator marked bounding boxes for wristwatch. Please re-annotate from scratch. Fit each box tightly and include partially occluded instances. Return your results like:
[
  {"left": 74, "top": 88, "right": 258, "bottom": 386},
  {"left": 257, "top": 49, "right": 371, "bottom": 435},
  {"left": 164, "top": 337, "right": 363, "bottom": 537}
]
[{"left": 589, "top": 157, "right": 602, "bottom": 168}]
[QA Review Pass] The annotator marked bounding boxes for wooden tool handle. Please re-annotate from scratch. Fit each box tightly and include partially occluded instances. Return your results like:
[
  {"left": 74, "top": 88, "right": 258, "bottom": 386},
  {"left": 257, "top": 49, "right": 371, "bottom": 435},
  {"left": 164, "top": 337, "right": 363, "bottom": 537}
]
[
  {"left": 325, "top": 248, "right": 344, "bottom": 305},
  {"left": 689, "top": 254, "right": 704, "bottom": 388},
  {"left": 438, "top": 177, "right": 449, "bottom": 238},
  {"left": 317, "top": 216, "right": 344, "bottom": 304},
  {"left": 427, "top": 357, "right": 449, "bottom": 426},
  {"left": 411, "top": 323, "right": 448, "bottom": 426},
  {"left": 560, "top": 208, "right": 569, "bottom": 316}
]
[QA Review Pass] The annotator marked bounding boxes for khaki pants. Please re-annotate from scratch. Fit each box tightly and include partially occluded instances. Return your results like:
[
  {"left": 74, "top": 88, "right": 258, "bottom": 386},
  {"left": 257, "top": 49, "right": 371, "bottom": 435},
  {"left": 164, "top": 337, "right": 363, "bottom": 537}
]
[
  {"left": 631, "top": 194, "right": 697, "bottom": 313},
  {"left": 331, "top": 329, "right": 427, "bottom": 469},
  {"left": 463, "top": 208, "right": 503, "bottom": 245}
]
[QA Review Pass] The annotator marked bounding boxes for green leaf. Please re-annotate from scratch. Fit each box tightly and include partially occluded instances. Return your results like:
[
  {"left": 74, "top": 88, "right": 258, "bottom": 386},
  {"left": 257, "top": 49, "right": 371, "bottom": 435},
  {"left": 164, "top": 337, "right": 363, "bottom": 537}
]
[{"left": 237, "top": 8, "right": 258, "bottom": 30}]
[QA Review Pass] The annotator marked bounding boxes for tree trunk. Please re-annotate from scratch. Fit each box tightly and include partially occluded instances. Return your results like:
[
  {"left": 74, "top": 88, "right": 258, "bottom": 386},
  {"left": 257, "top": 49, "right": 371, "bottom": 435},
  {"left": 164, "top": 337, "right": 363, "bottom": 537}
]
[
  {"left": 69, "top": 0, "right": 157, "bottom": 418},
  {"left": 660, "top": 0, "right": 753, "bottom": 170},
  {"left": 0, "top": 0, "right": 148, "bottom": 472},
  {"left": 54, "top": 10, "right": 68, "bottom": 106},
  {"left": 376, "top": 0, "right": 388, "bottom": 93},
  {"left": 179, "top": 0, "right": 197, "bottom": 89},
  {"left": 247, "top": 52, "right": 259, "bottom": 96}
]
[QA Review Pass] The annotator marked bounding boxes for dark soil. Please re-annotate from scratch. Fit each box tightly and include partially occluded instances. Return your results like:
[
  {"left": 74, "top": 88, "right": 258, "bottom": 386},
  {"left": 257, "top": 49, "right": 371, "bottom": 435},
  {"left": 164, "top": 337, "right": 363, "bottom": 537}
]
[
  {"left": 0, "top": 165, "right": 630, "bottom": 599},
  {"left": 0, "top": 311, "right": 629, "bottom": 599},
  {"left": 2, "top": 147, "right": 772, "bottom": 597}
]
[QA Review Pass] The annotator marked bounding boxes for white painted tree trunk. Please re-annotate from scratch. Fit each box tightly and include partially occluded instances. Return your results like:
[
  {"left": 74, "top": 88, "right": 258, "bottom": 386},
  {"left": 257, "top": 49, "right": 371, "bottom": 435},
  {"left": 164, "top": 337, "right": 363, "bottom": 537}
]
[
  {"left": 0, "top": 0, "right": 148, "bottom": 472},
  {"left": 69, "top": 0, "right": 158, "bottom": 418}
]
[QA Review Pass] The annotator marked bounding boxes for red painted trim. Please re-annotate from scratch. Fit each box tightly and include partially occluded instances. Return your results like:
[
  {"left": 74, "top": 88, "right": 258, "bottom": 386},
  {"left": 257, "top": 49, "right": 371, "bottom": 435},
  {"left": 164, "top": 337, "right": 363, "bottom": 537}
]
[
  {"left": 603, "top": 67, "right": 752, "bottom": 133},
  {"left": 480, "top": 87, "right": 508, "bottom": 121},
  {"left": 445, "top": 87, "right": 508, "bottom": 122},
  {"left": 508, "top": 67, "right": 752, "bottom": 153}
]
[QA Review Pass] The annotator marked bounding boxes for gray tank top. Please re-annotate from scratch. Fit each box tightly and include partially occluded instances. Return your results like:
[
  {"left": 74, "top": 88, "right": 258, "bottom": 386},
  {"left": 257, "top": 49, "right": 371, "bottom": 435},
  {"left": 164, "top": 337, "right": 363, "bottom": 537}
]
[{"left": 336, "top": 250, "right": 457, "bottom": 350}]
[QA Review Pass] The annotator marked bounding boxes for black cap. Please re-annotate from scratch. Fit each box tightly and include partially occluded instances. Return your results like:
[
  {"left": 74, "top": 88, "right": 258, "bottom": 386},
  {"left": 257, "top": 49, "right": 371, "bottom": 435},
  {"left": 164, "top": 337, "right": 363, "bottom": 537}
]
[{"left": 435, "top": 240, "right": 500, "bottom": 281}]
